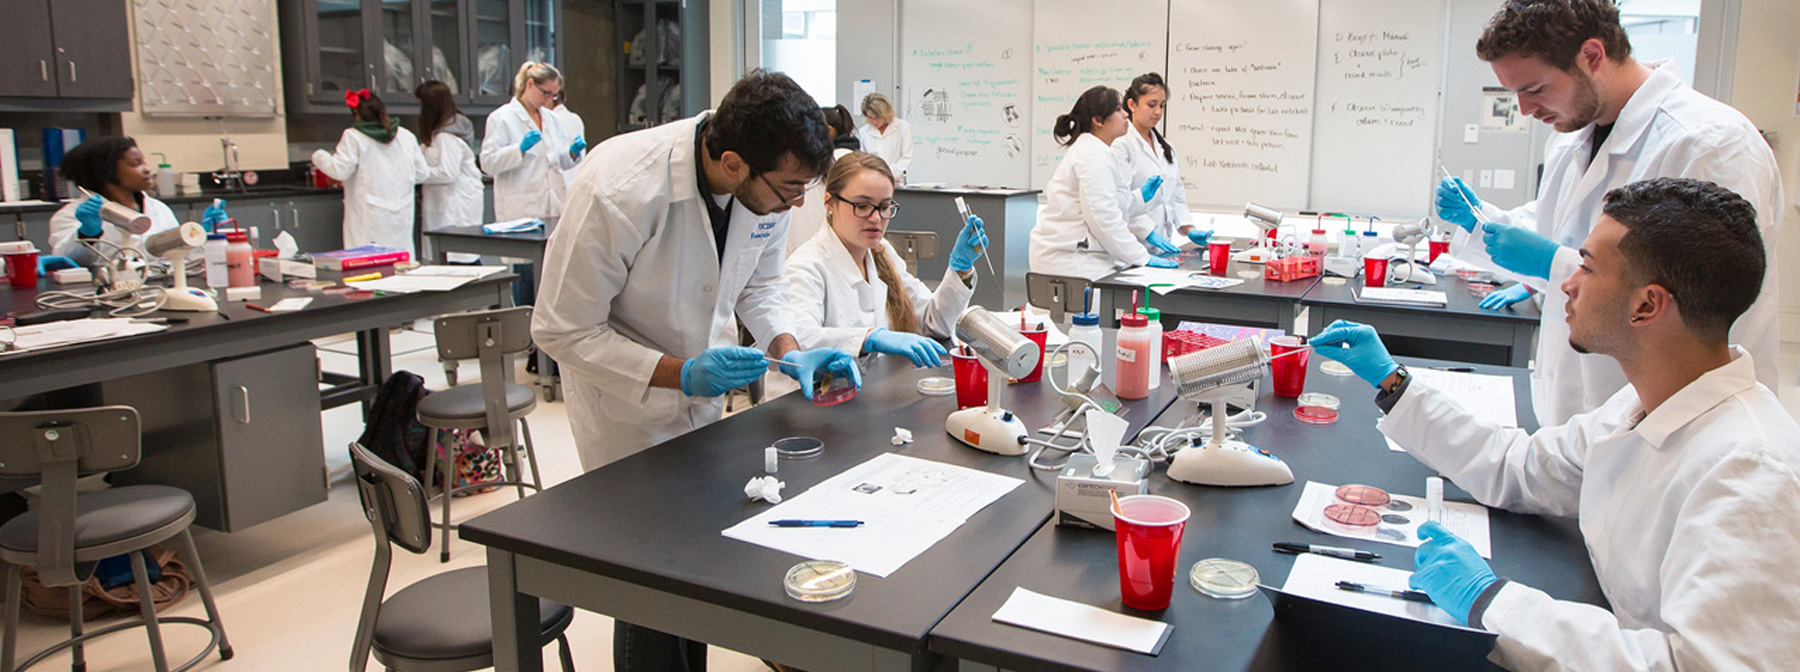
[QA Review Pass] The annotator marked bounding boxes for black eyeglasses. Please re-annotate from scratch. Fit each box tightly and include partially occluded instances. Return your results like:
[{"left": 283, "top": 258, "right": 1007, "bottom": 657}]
[
  {"left": 757, "top": 173, "right": 814, "bottom": 205},
  {"left": 830, "top": 193, "right": 900, "bottom": 220}
]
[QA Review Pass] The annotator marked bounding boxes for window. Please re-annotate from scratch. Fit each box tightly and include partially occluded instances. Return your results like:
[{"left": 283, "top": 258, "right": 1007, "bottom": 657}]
[{"left": 757, "top": 0, "right": 836, "bottom": 106}]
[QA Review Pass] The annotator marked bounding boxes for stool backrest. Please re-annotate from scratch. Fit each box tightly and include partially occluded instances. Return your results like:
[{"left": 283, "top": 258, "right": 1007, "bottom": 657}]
[
  {"left": 433, "top": 306, "right": 535, "bottom": 450},
  {"left": 885, "top": 230, "right": 939, "bottom": 276},
  {"left": 349, "top": 442, "right": 430, "bottom": 555},
  {"left": 1025, "top": 272, "right": 1095, "bottom": 324},
  {"left": 0, "top": 407, "right": 142, "bottom": 587}
]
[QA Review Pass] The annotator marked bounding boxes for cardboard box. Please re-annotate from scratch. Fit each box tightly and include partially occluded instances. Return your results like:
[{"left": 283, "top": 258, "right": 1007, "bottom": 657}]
[{"left": 1055, "top": 453, "right": 1150, "bottom": 531}]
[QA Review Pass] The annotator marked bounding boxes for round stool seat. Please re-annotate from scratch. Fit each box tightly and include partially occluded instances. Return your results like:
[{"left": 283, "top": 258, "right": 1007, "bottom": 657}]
[
  {"left": 371, "top": 566, "right": 572, "bottom": 662},
  {"left": 416, "top": 383, "right": 537, "bottom": 426},
  {"left": 0, "top": 485, "right": 194, "bottom": 553}
]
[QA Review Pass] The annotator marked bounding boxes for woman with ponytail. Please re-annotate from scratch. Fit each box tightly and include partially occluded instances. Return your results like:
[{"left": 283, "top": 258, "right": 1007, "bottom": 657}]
[
  {"left": 1029, "top": 85, "right": 1175, "bottom": 280},
  {"left": 479, "top": 61, "right": 583, "bottom": 228},
  {"left": 1117, "top": 73, "right": 1211, "bottom": 253},
  {"left": 783, "top": 151, "right": 986, "bottom": 392},
  {"left": 311, "top": 89, "right": 428, "bottom": 253}
]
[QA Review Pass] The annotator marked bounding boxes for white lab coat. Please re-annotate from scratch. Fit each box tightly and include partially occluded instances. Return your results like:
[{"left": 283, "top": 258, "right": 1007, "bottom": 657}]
[
  {"left": 549, "top": 104, "right": 587, "bottom": 186},
  {"left": 481, "top": 98, "right": 579, "bottom": 223},
  {"left": 419, "top": 131, "right": 484, "bottom": 263},
  {"left": 856, "top": 119, "right": 914, "bottom": 179},
  {"left": 785, "top": 225, "right": 973, "bottom": 353},
  {"left": 48, "top": 193, "right": 180, "bottom": 266},
  {"left": 312, "top": 126, "right": 428, "bottom": 255},
  {"left": 1114, "top": 128, "right": 1194, "bottom": 243},
  {"left": 1029, "top": 133, "right": 1152, "bottom": 280},
  {"left": 531, "top": 112, "right": 797, "bottom": 471},
  {"left": 1452, "top": 63, "right": 1783, "bottom": 425},
  {"left": 1381, "top": 348, "right": 1800, "bottom": 672},
  {"left": 784, "top": 147, "right": 854, "bottom": 255}
]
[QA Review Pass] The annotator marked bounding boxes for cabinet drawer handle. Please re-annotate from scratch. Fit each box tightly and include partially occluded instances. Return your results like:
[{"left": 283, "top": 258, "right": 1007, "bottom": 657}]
[
  {"left": 68, "top": 61, "right": 76, "bottom": 83},
  {"left": 39, "top": 60, "right": 47, "bottom": 82},
  {"left": 289, "top": 203, "right": 299, "bottom": 229},
  {"left": 234, "top": 385, "right": 251, "bottom": 424}
]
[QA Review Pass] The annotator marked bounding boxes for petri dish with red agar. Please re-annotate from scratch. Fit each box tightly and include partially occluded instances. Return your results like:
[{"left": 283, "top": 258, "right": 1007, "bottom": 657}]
[
  {"left": 1334, "top": 484, "right": 1391, "bottom": 508},
  {"left": 1322, "top": 504, "right": 1381, "bottom": 536},
  {"left": 811, "top": 372, "right": 858, "bottom": 406}
]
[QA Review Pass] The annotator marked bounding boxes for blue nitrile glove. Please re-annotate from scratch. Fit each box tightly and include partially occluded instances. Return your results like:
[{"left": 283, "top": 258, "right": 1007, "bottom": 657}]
[
  {"left": 1309, "top": 319, "right": 1400, "bottom": 387},
  {"left": 1479, "top": 282, "right": 1534, "bottom": 311},
  {"left": 74, "top": 195, "right": 106, "bottom": 237},
  {"left": 569, "top": 135, "right": 587, "bottom": 159},
  {"left": 865, "top": 328, "right": 947, "bottom": 368},
  {"left": 1144, "top": 256, "right": 1178, "bottom": 269},
  {"left": 36, "top": 255, "right": 77, "bottom": 276},
  {"left": 679, "top": 346, "right": 768, "bottom": 397},
  {"left": 1410, "top": 521, "right": 1499, "bottom": 625},
  {"left": 948, "top": 214, "right": 988, "bottom": 272},
  {"left": 1145, "top": 231, "right": 1182, "bottom": 255},
  {"left": 1140, "top": 175, "right": 1164, "bottom": 203},
  {"left": 519, "top": 130, "right": 542, "bottom": 153},
  {"left": 1435, "top": 177, "right": 1482, "bottom": 232},
  {"left": 1186, "top": 228, "right": 1213, "bottom": 248},
  {"left": 1480, "top": 222, "right": 1560, "bottom": 281},
  {"left": 200, "top": 199, "right": 229, "bottom": 232},
  {"left": 780, "top": 348, "right": 863, "bottom": 401}
]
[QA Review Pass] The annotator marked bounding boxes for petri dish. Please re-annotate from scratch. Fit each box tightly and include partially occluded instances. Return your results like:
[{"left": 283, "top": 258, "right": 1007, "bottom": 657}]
[
  {"left": 1322, "top": 276, "right": 1348, "bottom": 286},
  {"left": 784, "top": 560, "right": 856, "bottom": 602},
  {"left": 811, "top": 372, "right": 857, "bottom": 406},
  {"left": 917, "top": 376, "right": 956, "bottom": 396},
  {"left": 1236, "top": 270, "right": 1263, "bottom": 280},
  {"left": 1297, "top": 393, "right": 1340, "bottom": 410},
  {"left": 1335, "top": 484, "right": 1391, "bottom": 508},
  {"left": 1294, "top": 406, "right": 1339, "bottom": 425},
  {"left": 772, "top": 436, "right": 824, "bottom": 459},
  {"left": 1319, "top": 360, "right": 1354, "bottom": 377},
  {"left": 1190, "top": 558, "right": 1260, "bottom": 600},
  {"left": 321, "top": 285, "right": 354, "bottom": 295},
  {"left": 1322, "top": 504, "right": 1381, "bottom": 536}
]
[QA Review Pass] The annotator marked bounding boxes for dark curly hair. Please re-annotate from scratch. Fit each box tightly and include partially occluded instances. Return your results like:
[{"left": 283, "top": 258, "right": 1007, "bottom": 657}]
[
  {"left": 704, "top": 69, "right": 832, "bottom": 177},
  {"left": 1476, "top": 0, "right": 1631, "bottom": 70},
  {"left": 1602, "top": 177, "right": 1762, "bottom": 340},
  {"left": 58, "top": 136, "right": 139, "bottom": 194},
  {"left": 1053, "top": 86, "right": 1122, "bottom": 148}
]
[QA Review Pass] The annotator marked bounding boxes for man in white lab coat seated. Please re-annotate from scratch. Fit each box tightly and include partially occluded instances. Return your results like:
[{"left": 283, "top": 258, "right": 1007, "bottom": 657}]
[
  {"left": 1312, "top": 177, "right": 1800, "bottom": 672},
  {"left": 1434, "top": 0, "right": 1782, "bottom": 427},
  {"left": 531, "top": 69, "right": 859, "bottom": 672}
]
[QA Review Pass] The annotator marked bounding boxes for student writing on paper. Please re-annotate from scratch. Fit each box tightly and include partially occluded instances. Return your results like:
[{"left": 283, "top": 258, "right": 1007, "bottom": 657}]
[
  {"left": 1312, "top": 178, "right": 1800, "bottom": 672},
  {"left": 1115, "top": 73, "right": 1211, "bottom": 256},
  {"left": 1028, "top": 86, "right": 1168, "bottom": 280},
  {"left": 1434, "top": 0, "right": 1782, "bottom": 426}
]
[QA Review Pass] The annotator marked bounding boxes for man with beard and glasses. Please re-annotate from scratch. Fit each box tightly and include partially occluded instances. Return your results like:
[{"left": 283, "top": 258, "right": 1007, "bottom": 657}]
[{"left": 1431, "top": 0, "right": 1781, "bottom": 427}]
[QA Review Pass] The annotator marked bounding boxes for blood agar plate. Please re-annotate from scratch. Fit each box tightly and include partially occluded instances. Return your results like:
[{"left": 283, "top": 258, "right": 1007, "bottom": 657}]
[
  {"left": 1189, "top": 558, "right": 1260, "bottom": 600},
  {"left": 1322, "top": 504, "right": 1381, "bottom": 536},
  {"left": 917, "top": 376, "right": 955, "bottom": 396},
  {"left": 784, "top": 560, "right": 855, "bottom": 602},
  {"left": 1319, "top": 360, "right": 1354, "bottom": 376},
  {"left": 772, "top": 437, "right": 823, "bottom": 459},
  {"left": 1322, "top": 276, "right": 1348, "bottom": 286},
  {"left": 1334, "top": 484, "right": 1391, "bottom": 508},
  {"left": 1294, "top": 406, "right": 1338, "bottom": 424}
]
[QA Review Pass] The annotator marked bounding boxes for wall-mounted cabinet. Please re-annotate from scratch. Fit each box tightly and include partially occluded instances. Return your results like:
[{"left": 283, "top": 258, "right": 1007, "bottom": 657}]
[
  {"left": 281, "top": 0, "right": 560, "bottom": 116},
  {"left": 615, "top": 0, "right": 707, "bottom": 133},
  {"left": 0, "top": 0, "right": 134, "bottom": 111}
]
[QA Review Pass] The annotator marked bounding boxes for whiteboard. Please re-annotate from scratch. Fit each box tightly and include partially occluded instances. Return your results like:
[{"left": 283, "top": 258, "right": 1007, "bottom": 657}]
[
  {"left": 1163, "top": 0, "right": 1319, "bottom": 211},
  {"left": 1028, "top": 0, "right": 1169, "bottom": 189},
  {"left": 898, "top": 0, "right": 1033, "bottom": 188},
  {"left": 1309, "top": 0, "right": 1448, "bottom": 216}
]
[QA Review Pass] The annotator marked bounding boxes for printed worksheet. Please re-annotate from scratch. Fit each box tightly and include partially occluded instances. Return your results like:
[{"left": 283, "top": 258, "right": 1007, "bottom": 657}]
[
  {"left": 1290, "top": 481, "right": 1492, "bottom": 558},
  {"left": 1383, "top": 368, "right": 1518, "bottom": 452}
]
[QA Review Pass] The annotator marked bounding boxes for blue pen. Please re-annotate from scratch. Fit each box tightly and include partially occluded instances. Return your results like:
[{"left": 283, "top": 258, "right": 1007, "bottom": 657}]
[{"left": 768, "top": 519, "right": 864, "bottom": 528}]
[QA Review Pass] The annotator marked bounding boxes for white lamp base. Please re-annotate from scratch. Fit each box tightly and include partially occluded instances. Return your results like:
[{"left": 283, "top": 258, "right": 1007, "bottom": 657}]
[
  {"left": 159, "top": 286, "right": 218, "bottom": 312},
  {"left": 1167, "top": 438, "right": 1294, "bottom": 487},
  {"left": 946, "top": 406, "right": 1030, "bottom": 456}
]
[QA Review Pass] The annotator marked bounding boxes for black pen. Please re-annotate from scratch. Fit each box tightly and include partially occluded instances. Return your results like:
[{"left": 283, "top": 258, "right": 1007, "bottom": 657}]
[
  {"left": 1431, "top": 366, "right": 1475, "bottom": 372},
  {"left": 1274, "top": 542, "right": 1380, "bottom": 561},
  {"left": 1336, "top": 581, "right": 1432, "bottom": 602},
  {"left": 768, "top": 519, "right": 864, "bottom": 528}
]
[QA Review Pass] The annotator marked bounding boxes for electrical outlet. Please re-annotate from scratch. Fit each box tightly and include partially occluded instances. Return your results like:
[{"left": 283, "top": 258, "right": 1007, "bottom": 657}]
[
  {"left": 1479, "top": 170, "right": 1494, "bottom": 188},
  {"left": 1463, "top": 123, "right": 1480, "bottom": 144},
  {"left": 1495, "top": 169, "right": 1515, "bottom": 190}
]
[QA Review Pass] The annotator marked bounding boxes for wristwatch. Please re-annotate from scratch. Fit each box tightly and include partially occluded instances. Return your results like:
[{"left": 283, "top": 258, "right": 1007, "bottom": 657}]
[{"left": 1373, "top": 365, "right": 1411, "bottom": 413}]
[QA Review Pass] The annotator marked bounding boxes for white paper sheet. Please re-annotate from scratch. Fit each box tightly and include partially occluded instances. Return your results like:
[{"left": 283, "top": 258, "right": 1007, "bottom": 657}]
[
  {"left": 1384, "top": 368, "right": 1518, "bottom": 452},
  {"left": 1290, "top": 481, "right": 1491, "bottom": 557},
  {"left": 1354, "top": 287, "right": 1448, "bottom": 307},
  {"left": 347, "top": 265, "right": 508, "bottom": 293},
  {"left": 268, "top": 297, "right": 312, "bottom": 312},
  {"left": 988, "top": 308, "right": 1069, "bottom": 346},
  {"left": 1278, "top": 553, "right": 1490, "bottom": 632},
  {"left": 991, "top": 588, "right": 1173, "bottom": 655},
  {"left": 721, "top": 453, "right": 1022, "bottom": 577},
  {"left": 1109, "top": 268, "right": 1245, "bottom": 294},
  {"left": 1, "top": 318, "right": 165, "bottom": 355}
]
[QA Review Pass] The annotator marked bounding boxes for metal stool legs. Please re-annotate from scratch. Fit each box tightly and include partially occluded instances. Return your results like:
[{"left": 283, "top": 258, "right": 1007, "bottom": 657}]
[{"left": 428, "top": 419, "right": 543, "bottom": 563}]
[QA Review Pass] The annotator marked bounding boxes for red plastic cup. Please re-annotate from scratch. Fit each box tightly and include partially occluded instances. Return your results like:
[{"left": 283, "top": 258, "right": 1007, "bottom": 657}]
[
  {"left": 1363, "top": 256, "right": 1388, "bottom": 288},
  {"left": 1428, "top": 240, "right": 1449, "bottom": 263},
  {"left": 1207, "top": 239, "right": 1232, "bottom": 276},
  {"left": 1014, "top": 327, "right": 1047, "bottom": 383},
  {"left": 951, "top": 347, "right": 988, "bottom": 409},
  {"left": 1114, "top": 495, "right": 1190, "bottom": 610},
  {"left": 1269, "top": 335, "right": 1309, "bottom": 398},
  {"left": 4, "top": 251, "right": 39, "bottom": 290}
]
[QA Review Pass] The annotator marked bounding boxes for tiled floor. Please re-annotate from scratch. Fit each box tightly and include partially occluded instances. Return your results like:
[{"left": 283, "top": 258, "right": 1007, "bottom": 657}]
[{"left": 12, "top": 326, "right": 1800, "bottom": 671}]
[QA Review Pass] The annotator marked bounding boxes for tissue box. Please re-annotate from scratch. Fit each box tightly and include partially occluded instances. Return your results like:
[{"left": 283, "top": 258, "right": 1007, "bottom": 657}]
[
  {"left": 259, "top": 257, "right": 316, "bottom": 282},
  {"left": 1055, "top": 453, "right": 1150, "bottom": 531}
]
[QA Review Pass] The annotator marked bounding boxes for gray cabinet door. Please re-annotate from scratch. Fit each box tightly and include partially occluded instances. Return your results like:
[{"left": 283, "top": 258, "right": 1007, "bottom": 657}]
[
  {"left": 48, "top": 0, "right": 134, "bottom": 99},
  {"left": 213, "top": 345, "right": 328, "bottom": 531},
  {"left": 0, "top": 2, "right": 58, "bottom": 98}
]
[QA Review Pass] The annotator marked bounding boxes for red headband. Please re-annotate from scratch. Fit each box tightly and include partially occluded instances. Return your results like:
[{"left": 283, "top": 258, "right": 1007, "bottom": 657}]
[{"left": 344, "top": 89, "right": 372, "bottom": 109}]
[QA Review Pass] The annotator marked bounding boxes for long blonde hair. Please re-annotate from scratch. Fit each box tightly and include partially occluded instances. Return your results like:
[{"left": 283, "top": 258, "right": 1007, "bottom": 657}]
[
  {"left": 825, "top": 152, "right": 917, "bottom": 333},
  {"left": 859, "top": 93, "right": 896, "bottom": 123},
  {"left": 513, "top": 61, "right": 562, "bottom": 102}
]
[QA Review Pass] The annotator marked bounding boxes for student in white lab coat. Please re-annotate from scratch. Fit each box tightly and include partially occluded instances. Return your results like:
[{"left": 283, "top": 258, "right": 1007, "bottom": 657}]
[
  {"left": 855, "top": 93, "right": 913, "bottom": 182},
  {"left": 414, "top": 80, "right": 484, "bottom": 263},
  {"left": 1433, "top": 0, "right": 1782, "bottom": 425},
  {"left": 1028, "top": 85, "right": 1171, "bottom": 280},
  {"left": 545, "top": 90, "right": 586, "bottom": 185},
  {"left": 480, "top": 61, "right": 584, "bottom": 226},
  {"left": 1312, "top": 177, "right": 1800, "bottom": 672},
  {"left": 47, "top": 136, "right": 185, "bottom": 269},
  {"left": 531, "top": 70, "right": 859, "bottom": 672},
  {"left": 784, "top": 151, "right": 983, "bottom": 383},
  {"left": 1116, "top": 72, "right": 1210, "bottom": 255},
  {"left": 311, "top": 89, "right": 429, "bottom": 255},
  {"left": 785, "top": 104, "right": 859, "bottom": 254}
]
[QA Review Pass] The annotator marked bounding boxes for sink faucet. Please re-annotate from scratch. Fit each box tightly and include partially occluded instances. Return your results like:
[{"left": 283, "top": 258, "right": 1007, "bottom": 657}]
[{"left": 210, "top": 118, "right": 244, "bottom": 192}]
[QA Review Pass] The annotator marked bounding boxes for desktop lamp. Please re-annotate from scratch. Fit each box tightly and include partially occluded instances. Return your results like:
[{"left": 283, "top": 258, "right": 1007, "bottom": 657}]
[
  {"left": 143, "top": 222, "right": 217, "bottom": 311},
  {"left": 1389, "top": 218, "right": 1431, "bottom": 283},
  {"left": 1165, "top": 338, "right": 1295, "bottom": 486},
  {"left": 946, "top": 307, "right": 1040, "bottom": 456},
  {"left": 1242, "top": 202, "right": 1284, "bottom": 264}
]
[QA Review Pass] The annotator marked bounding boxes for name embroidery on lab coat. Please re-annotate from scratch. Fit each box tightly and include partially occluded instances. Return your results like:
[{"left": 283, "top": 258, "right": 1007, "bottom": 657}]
[{"left": 750, "top": 220, "right": 777, "bottom": 241}]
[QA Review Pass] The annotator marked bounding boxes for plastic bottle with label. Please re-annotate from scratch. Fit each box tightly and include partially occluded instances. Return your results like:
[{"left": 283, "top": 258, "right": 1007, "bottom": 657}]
[
  {"left": 203, "top": 233, "right": 229, "bottom": 289},
  {"left": 153, "top": 153, "right": 177, "bottom": 198},
  {"left": 1066, "top": 312, "right": 1102, "bottom": 379},
  {"left": 1136, "top": 307, "right": 1164, "bottom": 390},
  {"left": 1114, "top": 312, "right": 1154, "bottom": 400},
  {"left": 225, "top": 230, "right": 254, "bottom": 288}
]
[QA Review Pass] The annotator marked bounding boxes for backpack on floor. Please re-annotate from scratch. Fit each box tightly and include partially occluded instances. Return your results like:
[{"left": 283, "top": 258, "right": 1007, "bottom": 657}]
[{"left": 356, "top": 370, "right": 432, "bottom": 482}]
